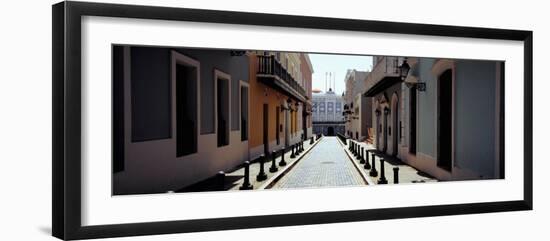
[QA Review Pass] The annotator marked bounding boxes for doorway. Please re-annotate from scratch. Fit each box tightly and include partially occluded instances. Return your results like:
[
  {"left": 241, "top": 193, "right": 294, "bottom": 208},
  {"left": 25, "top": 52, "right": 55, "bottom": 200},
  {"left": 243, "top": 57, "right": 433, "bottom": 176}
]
[
  {"left": 263, "top": 103, "right": 269, "bottom": 155},
  {"left": 175, "top": 55, "right": 198, "bottom": 157},
  {"left": 327, "top": 126, "right": 335, "bottom": 136},
  {"left": 409, "top": 88, "right": 417, "bottom": 154},
  {"left": 276, "top": 106, "right": 280, "bottom": 145},
  {"left": 241, "top": 85, "right": 248, "bottom": 141},
  {"left": 217, "top": 74, "right": 230, "bottom": 147},
  {"left": 391, "top": 94, "right": 399, "bottom": 156},
  {"left": 437, "top": 69, "right": 453, "bottom": 171},
  {"left": 383, "top": 107, "right": 388, "bottom": 152}
]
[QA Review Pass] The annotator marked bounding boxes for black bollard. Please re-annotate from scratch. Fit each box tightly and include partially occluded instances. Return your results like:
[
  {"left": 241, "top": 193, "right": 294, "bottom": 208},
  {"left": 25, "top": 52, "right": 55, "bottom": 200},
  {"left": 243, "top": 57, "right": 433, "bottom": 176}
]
[
  {"left": 310, "top": 137, "right": 314, "bottom": 144},
  {"left": 301, "top": 141, "right": 304, "bottom": 152},
  {"left": 216, "top": 171, "right": 225, "bottom": 191},
  {"left": 360, "top": 147, "right": 365, "bottom": 164},
  {"left": 369, "top": 153, "right": 378, "bottom": 177},
  {"left": 378, "top": 159, "right": 388, "bottom": 184},
  {"left": 279, "top": 148, "right": 287, "bottom": 166},
  {"left": 239, "top": 161, "right": 253, "bottom": 190},
  {"left": 290, "top": 144, "right": 296, "bottom": 158},
  {"left": 393, "top": 167, "right": 399, "bottom": 184},
  {"left": 256, "top": 154, "right": 268, "bottom": 181},
  {"left": 363, "top": 150, "right": 371, "bottom": 169},
  {"left": 269, "top": 150, "right": 278, "bottom": 173}
]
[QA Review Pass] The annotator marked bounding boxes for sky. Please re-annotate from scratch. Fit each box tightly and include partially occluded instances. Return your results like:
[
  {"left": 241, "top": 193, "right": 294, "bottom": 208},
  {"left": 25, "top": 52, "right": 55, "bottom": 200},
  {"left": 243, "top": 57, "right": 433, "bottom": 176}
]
[{"left": 308, "top": 53, "right": 373, "bottom": 95}]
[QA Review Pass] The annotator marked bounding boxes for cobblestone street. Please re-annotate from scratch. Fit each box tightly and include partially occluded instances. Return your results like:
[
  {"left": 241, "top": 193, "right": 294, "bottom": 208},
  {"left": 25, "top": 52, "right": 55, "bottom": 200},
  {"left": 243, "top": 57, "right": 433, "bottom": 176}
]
[{"left": 271, "top": 137, "right": 366, "bottom": 189}]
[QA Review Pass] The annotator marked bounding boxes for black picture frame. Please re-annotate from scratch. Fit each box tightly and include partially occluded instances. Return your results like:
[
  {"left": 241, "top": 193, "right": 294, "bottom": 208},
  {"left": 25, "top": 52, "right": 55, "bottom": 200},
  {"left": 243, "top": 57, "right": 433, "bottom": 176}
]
[{"left": 52, "top": 1, "right": 533, "bottom": 240}]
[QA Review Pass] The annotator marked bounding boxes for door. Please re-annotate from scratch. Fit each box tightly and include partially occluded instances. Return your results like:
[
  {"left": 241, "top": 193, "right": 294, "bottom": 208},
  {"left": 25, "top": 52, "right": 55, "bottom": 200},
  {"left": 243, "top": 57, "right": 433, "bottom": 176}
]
[
  {"left": 383, "top": 108, "right": 388, "bottom": 152},
  {"left": 409, "top": 88, "right": 417, "bottom": 154},
  {"left": 327, "top": 126, "right": 335, "bottom": 136},
  {"left": 302, "top": 108, "right": 307, "bottom": 139},
  {"left": 263, "top": 104, "right": 269, "bottom": 155},
  {"left": 217, "top": 77, "right": 229, "bottom": 147},
  {"left": 285, "top": 107, "right": 290, "bottom": 147},
  {"left": 437, "top": 69, "right": 453, "bottom": 171},
  {"left": 176, "top": 63, "right": 198, "bottom": 156},
  {"left": 276, "top": 106, "right": 280, "bottom": 145},
  {"left": 391, "top": 97, "right": 399, "bottom": 156}
]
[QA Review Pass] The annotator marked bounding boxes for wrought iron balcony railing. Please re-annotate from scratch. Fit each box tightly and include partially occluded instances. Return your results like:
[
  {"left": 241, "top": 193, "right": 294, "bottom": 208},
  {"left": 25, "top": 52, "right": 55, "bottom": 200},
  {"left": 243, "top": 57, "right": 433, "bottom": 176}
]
[
  {"left": 257, "top": 55, "right": 307, "bottom": 98},
  {"left": 364, "top": 56, "right": 403, "bottom": 97}
]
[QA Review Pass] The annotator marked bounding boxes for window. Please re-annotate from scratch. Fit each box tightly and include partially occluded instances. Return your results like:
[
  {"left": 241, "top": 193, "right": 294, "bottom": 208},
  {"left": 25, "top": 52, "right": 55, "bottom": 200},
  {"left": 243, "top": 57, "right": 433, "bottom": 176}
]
[{"left": 131, "top": 47, "right": 172, "bottom": 142}]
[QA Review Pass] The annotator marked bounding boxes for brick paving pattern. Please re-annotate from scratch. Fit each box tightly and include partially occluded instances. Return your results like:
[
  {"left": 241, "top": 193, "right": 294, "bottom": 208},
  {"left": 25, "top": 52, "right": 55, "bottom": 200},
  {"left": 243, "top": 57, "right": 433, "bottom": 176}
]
[{"left": 271, "top": 137, "right": 366, "bottom": 189}]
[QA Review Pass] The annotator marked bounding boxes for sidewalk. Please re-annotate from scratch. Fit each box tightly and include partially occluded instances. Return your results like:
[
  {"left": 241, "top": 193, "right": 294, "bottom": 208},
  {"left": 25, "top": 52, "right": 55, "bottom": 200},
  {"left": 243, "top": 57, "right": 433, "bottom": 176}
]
[
  {"left": 176, "top": 136, "right": 323, "bottom": 192},
  {"left": 340, "top": 138, "right": 437, "bottom": 185}
]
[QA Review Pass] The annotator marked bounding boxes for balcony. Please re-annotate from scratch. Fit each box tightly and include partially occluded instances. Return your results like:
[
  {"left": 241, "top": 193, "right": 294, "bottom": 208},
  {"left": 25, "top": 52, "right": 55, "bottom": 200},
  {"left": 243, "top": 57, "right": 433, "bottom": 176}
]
[
  {"left": 364, "top": 56, "right": 403, "bottom": 97},
  {"left": 257, "top": 55, "right": 307, "bottom": 102}
]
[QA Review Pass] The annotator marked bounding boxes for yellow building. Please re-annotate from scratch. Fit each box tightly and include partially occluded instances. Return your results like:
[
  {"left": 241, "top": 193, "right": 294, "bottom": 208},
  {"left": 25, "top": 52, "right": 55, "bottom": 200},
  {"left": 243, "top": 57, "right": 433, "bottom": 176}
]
[{"left": 248, "top": 51, "right": 313, "bottom": 160}]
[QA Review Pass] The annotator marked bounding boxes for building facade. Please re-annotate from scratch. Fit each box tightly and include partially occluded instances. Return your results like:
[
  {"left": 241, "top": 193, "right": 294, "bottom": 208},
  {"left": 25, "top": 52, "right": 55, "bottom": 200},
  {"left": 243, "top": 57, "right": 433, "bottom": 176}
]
[
  {"left": 312, "top": 89, "right": 345, "bottom": 136},
  {"left": 364, "top": 56, "right": 504, "bottom": 181},
  {"left": 112, "top": 46, "right": 251, "bottom": 195},
  {"left": 112, "top": 47, "right": 314, "bottom": 195},
  {"left": 248, "top": 51, "right": 314, "bottom": 161},
  {"left": 343, "top": 69, "right": 371, "bottom": 141}
]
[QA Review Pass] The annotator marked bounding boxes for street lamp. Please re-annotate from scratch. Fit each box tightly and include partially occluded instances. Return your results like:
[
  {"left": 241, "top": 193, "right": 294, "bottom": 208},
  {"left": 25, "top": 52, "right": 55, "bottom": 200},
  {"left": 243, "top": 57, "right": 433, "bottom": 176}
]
[
  {"left": 401, "top": 59, "right": 426, "bottom": 92},
  {"left": 399, "top": 59, "right": 410, "bottom": 81}
]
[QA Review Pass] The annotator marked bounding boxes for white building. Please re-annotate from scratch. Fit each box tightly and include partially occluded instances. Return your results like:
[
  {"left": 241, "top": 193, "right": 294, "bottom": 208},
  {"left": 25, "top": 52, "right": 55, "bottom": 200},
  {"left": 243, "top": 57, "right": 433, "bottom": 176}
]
[
  {"left": 312, "top": 89, "right": 345, "bottom": 136},
  {"left": 364, "top": 56, "right": 504, "bottom": 181}
]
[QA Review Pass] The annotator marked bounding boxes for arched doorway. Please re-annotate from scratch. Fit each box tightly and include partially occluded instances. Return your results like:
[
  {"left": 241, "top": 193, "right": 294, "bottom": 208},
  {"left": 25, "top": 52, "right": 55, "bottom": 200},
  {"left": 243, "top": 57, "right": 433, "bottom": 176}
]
[
  {"left": 374, "top": 100, "right": 381, "bottom": 150},
  {"left": 327, "top": 126, "right": 335, "bottom": 136},
  {"left": 390, "top": 93, "right": 399, "bottom": 156}
]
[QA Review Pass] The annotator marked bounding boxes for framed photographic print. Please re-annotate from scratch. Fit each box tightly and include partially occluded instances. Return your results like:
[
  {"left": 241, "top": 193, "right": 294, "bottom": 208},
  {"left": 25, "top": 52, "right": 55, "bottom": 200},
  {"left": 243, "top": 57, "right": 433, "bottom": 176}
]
[{"left": 52, "top": 1, "right": 533, "bottom": 240}]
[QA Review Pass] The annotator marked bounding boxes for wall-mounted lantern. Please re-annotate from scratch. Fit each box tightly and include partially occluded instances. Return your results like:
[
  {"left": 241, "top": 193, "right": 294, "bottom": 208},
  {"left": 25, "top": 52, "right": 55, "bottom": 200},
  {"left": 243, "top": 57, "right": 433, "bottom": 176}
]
[
  {"left": 401, "top": 59, "right": 426, "bottom": 92},
  {"left": 375, "top": 109, "right": 381, "bottom": 116},
  {"left": 384, "top": 107, "right": 390, "bottom": 115}
]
